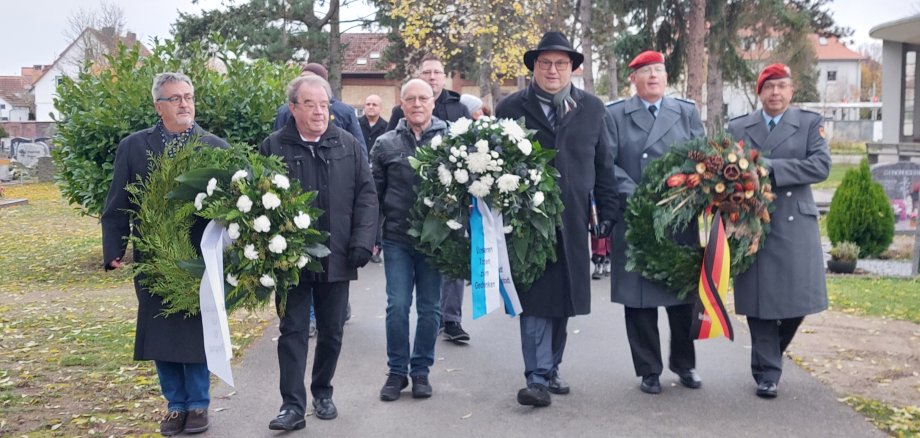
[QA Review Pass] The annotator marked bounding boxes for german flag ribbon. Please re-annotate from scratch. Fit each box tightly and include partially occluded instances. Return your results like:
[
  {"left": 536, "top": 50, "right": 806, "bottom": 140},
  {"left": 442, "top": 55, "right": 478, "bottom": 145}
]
[{"left": 692, "top": 208, "right": 734, "bottom": 341}]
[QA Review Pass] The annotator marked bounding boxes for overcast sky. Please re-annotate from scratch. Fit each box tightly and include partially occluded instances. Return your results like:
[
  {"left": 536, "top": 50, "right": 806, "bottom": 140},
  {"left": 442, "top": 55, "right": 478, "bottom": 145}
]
[{"left": 0, "top": 0, "right": 913, "bottom": 76}]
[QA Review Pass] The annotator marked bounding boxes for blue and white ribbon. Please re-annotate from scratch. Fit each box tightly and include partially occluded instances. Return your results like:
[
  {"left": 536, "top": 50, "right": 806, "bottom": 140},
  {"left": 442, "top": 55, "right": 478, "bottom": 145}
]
[
  {"left": 199, "top": 220, "right": 234, "bottom": 386},
  {"left": 470, "top": 198, "right": 523, "bottom": 319}
]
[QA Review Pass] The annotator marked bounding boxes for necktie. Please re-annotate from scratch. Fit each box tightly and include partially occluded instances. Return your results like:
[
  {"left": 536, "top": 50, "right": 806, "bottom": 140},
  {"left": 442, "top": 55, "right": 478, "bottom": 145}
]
[
  {"left": 546, "top": 108, "right": 556, "bottom": 127},
  {"left": 649, "top": 105, "right": 658, "bottom": 119},
  {"left": 768, "top": 119, "right": 776, "bottom": 132}
]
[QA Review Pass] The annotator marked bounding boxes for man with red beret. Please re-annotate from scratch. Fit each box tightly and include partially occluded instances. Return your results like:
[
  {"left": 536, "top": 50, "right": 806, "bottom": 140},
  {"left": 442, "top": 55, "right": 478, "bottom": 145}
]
[
  {"left": 607, "top": 50, "right": 705, "bottom": 395},
  {"left": 728, "top": 63, "right": 830, "bottom": 399}
]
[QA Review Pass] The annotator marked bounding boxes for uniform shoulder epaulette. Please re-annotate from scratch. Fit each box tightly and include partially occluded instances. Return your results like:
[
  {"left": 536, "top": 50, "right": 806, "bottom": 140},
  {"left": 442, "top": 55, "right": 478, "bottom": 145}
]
[
  {"left": 729, "top": 113, "right": 749, "bottom": 122},
  {"left": 605, "top": 98, "right": 625, "bottom": 108},
  {"left": 673, "top": 97, "right": 696, "bottom": 105}
]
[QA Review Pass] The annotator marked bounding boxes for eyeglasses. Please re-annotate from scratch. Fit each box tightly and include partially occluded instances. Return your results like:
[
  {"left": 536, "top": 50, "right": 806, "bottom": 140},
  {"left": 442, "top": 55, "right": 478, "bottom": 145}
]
[
  {"left": 293, "top": 101, "right": 330, "bottom": 111},
  {"left": 635, "top": 66, "right": 666, "bottom": 76},
  {"left": 419, "top": 69, "right": 445, "bottom": 77},
  {"left": 156, "top": 94, "right": 195, "bottom": 104},
  {"left": 535, "top": 59, "right": 571, "bottom": 71},
  {"left": 402, "top": 95, "right": 432, "bottom": 104},
  {"left": 762, "top": 82, "right": 793, "bottom": 92}
]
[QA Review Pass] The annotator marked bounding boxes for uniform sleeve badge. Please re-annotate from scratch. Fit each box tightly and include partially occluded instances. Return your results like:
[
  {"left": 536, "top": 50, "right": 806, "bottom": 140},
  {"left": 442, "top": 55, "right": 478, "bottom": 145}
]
[{"left": 819, "top": 126, "right": 826, "bottom": 138}]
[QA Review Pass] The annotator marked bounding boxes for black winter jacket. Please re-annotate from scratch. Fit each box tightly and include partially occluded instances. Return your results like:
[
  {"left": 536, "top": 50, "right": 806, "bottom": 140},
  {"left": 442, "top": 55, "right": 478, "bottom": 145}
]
[
  {"left": 260, "top": 119, "right": 378, "bottom": 282},
  {"left": 386, "top": 89, "right": 469, "bottom": 131},
  {"left": 371, "top": 117, "right": 448, "bottom": 245}
]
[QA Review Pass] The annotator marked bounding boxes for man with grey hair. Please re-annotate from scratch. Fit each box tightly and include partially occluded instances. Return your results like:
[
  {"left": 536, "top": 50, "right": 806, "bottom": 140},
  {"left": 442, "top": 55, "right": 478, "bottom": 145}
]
[
  {"left": 260, "top": 74, "right": 378, "bottom": 430},
  {"left": 372, "top": 78, "right": 447, "bottom": 402},
  {"left": 102, "top": 72, "right": 229, "bottom": 436}
]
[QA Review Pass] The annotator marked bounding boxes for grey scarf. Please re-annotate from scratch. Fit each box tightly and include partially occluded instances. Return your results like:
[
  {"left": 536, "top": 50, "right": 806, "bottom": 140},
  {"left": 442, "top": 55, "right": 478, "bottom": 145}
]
[{"left": 532, "top": 83, "right": 576, "bottom": 127}]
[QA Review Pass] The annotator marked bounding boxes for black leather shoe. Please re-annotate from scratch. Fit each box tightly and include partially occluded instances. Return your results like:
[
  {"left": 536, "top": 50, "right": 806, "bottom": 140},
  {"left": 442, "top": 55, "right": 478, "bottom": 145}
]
[
  {"left": 411, "top": 375, "right": 433, "bottom": 398},
  {"left": 380, "top": 374, "right": 409, "bottom": 401},
  {"left": 160, "top": 410, "right": 187, "bottom": 436},
  {"left": 756, "top": 381, "right": 778, "bottom": 398},
  {"left": 547, "top": 374, "right": 570, "bottom": 395},
  {"left": 268, "top": 409, "right": 306, "bottom": 431},
  {"left": 669, "top": 365, "right": 702, "bottom": 389},
  {"left": 313, "top": 398, "right": 337, "bottom": 420},
  {"left": 640, "top": 374, "right": 662, "bottom": 394},
  {"left": 442, "top": 322, "right": 470, "bottom": 343},
  {"left": 517, "top": 385, "right": 551, "bottom": 407}
]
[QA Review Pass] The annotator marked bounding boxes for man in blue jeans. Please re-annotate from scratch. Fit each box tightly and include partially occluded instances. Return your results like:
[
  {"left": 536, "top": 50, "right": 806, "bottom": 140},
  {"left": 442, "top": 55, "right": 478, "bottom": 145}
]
[{"left": 371, "top": 78, "right": 447, "bottom": 401}]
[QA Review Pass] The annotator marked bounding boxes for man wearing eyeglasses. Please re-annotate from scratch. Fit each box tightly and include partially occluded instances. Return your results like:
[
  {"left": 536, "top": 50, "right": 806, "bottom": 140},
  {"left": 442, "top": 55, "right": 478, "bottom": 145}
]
[
  {"left": 727, "top": 63, "right": 830, "bottom": 399},
  {"left": 102, "top": 72, "right": 229, "bottom": 436},
  {"left": 607, "top": 50, "right": 705, "bottom": 396},
  {"left": 494, "top": 31, "right": 620, "bottom": 408},
  {"left": 260, "top": 74, "right": 378, "bottom": 430}
]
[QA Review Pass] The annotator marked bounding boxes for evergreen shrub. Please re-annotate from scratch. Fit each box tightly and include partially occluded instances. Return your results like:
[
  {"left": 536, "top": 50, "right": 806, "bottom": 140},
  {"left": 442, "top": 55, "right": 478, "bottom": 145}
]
[{"left": 826, "top": 159, "right": 894, "bottom": 257}]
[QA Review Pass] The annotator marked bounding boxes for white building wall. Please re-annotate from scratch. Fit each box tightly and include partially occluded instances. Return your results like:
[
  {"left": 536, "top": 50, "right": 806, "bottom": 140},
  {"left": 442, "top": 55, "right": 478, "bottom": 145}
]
[
  {"left": 815, "top": 60, "right": 861, "bottom": 103},
  {"left": 881, "top": 41, "right": 904, "bottom": 143},
  {"left": 33, "top": 37, "right": 90, "bottom": 122}
]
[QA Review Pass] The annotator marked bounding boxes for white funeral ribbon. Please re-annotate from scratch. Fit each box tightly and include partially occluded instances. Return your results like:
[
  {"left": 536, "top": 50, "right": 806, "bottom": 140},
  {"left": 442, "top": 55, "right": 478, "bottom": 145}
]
[
  {"left": 470, "top": 198, "right": 523, "bottom": 319},
  {"left": 199, "top": 220, "right": 234, "bottom": 386}
]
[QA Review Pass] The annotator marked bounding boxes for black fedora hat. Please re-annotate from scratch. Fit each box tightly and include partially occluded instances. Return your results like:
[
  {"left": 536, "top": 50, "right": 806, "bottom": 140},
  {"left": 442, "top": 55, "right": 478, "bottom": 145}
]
[{"left": 524, "top": 31, "right": 584, "bottom": 72}]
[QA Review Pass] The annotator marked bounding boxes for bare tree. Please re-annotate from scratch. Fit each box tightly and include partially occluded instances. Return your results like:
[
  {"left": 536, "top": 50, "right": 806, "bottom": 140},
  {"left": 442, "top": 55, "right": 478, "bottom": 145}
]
[
  {"left": 63, "top": 0, "right": 127, "bottom": 67},
  {"left": 686, "top": 0, "right": 705, "bottom": 104},
  {"left": 578, "top": 0, "right": 594, "bottom": 93}
]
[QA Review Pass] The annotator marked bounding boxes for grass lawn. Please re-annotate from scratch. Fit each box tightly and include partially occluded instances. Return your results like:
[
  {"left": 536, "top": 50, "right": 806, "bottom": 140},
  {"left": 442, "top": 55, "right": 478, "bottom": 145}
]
[
  {"left": 813, "top": 161, "right": 857, "bottom": 190},
  {"left": 826, "top": 275, "right": 920, "bottom": 324}
]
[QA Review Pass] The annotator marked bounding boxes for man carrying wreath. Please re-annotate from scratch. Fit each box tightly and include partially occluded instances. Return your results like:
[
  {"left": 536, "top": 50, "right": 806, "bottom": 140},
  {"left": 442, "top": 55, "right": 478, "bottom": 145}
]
[
  {"left": 102, "top": 72, "right": 229, "bottom": 436},
  {"left": 727, "top": 63, "right": 830, "bottom": 399},
  {"left": 495, "top": 31, "right": 619, "bottom": 407},
  {"left": 607, "top": 50, "right": 705, "bottom": 395}
]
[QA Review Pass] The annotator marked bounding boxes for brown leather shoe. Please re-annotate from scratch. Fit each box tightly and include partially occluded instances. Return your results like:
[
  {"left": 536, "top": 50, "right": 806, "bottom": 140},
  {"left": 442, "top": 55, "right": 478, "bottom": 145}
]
[
  {"left": 160, "top": 410, "right": 187, "bottom": 436},
  {"left": 184, "top": 408, "right": 210, "bottom": 434}
]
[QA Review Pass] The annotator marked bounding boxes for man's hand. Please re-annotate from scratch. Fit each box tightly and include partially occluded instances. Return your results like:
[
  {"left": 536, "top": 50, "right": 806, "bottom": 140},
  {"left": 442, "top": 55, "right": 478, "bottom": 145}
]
[
  {"left": 596, "top": 220, "right": 613, "bottom": 238},
  {"left": 107, "top": 258, "right": 123, "bottom": 271},
  {"left": 348, "top": 247, "right": 373, "bottom": 268}
]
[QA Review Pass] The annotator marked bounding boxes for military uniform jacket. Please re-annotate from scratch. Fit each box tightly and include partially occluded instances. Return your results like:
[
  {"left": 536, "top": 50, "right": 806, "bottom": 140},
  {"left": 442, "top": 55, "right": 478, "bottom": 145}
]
[
  {"left": 727, "top": 107, "right": 830, "bottom": 319},
  {"left": 607, "top": 95, "right": 705, "bottom": 308},
  {"left": 495, "top": 85, "right": 619, "bottom": 318},
  {"left": 101, "top": 125, "right": 229, "bottom": 363}
]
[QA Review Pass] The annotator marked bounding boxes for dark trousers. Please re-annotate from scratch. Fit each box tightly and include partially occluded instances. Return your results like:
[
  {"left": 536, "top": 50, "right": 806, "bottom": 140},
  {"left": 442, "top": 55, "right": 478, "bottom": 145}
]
[
  {"left": 747, "top": 316, "right": 804, "bottom": 385},
  {"left": 277, "top": 279, "right": 350, "bottom": 414},
  {"left": 439, "top": 277, "right": 465, "bottom": 323},
  {"left": 519, "top": 315, "right": 568, "bottom": 387},
  {"left": 624, "top": 304, "right": 695, "bottom": 377}
]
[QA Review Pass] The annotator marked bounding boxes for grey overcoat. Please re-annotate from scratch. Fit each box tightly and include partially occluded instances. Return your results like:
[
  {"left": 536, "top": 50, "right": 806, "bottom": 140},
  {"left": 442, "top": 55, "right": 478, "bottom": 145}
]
[
  {"left": 607, "top": 95, "right": 705, "bottom": 308},
  {"left": 727, "top": 107, "right": 831, "bottom": 319}
]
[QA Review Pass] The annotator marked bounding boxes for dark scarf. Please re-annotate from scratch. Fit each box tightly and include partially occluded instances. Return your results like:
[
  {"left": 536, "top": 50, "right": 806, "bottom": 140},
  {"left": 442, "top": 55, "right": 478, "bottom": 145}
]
[
  {"left": 157, "top": 119, "right": 196, "bottom": 157},
  {"left": 532, "top": 83, "right": 576, "bottom": 127}
]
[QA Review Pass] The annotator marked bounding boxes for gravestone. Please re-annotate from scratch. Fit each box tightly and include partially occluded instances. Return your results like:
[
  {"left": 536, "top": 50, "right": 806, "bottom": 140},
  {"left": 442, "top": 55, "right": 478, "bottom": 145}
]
[
  {"left": 33, "top": 156, "right": 56, "bottom": 182},
  {"left": 12, "top": 141, "right": 51, "bottom": 168},
  {"left": 871, "top": 161, "right": 920, "bottom": 229}
]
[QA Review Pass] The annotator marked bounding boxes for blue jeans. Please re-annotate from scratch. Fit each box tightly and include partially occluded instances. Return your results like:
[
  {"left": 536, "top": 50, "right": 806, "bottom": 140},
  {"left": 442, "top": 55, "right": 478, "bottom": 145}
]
[
  {"left": 382, "top": 240, "right": 442, "bottom": 377},
  {"left": 155, "top": 360, "right": 210, "bottom": 412}
]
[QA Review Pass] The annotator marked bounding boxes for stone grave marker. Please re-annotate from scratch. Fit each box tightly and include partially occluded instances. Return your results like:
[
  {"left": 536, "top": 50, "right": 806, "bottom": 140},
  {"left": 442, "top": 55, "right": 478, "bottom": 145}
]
[
  {"left": 12, "top": 140, "right": 51, "bottom": 168},
  {"left": 871, "top": 161, "right": 920, "bottom": 229}
]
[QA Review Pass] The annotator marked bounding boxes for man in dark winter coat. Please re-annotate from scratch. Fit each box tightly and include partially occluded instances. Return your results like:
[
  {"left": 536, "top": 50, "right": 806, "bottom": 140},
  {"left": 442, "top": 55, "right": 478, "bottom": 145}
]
[
  {"left": 728, "top": 63, "right": 830, "bottom": 399},
  {"left": 607, "top": 50, "right": 706, "bottom": 395},
  {"left": 359, "top": 94, "right": 387, "bottom": 157},
  {"left": 260, "top": 75, "right": 378, "bottom": 430},
  {"left": 373, "top": 79, "right": 448, "bottom": 402},
  {"left": 102, "top": 72, "right": 229, "bottom": 436},
  {"left": 495, "top": 31, "right": 619, "bottom": 407}
]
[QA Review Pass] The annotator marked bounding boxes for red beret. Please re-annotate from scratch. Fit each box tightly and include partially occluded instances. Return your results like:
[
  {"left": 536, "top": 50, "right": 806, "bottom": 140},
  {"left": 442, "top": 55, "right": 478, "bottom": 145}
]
[
  {"left": 629, "top": 51, "right": 665, "bottom": 70},
  {"left": 756, "top": 63, "right": 791, "bottom": 93}
]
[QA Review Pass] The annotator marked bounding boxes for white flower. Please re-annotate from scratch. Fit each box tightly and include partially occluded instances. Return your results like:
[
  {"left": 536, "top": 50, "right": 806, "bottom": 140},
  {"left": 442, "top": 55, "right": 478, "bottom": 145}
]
[
  {"left": 450, "top": 147, "right": 460, "bottom": 157},
  {"left": 227, "top": 223, "right": 240, "bottom": 240},
  {"left": 194, "top": 192, "right": 207, "bottom": 211},
  {"left": 259, "top": 275, "right": 276, "bottom": 288},
  {"left": 460, "top": 145, "right": 467, "bottom": 151},
  {"left": 500, "top": 119, "right": 527, "bottom": 142},
  {"left": 454, "top": 169, "right": 470, "bottom": 184},
  {"left": 468, "top": 180, "right": 490, "bottom": 198},
  {"left": 529, "top": 169, "right": 542, "bottom": 183},
  {"left": 517, "top": 139, "right": 533, "bottom": 156},
  {"left": 262, "top": 192, "right": 282, "bottom": 210},
  {"left": 480, "top": 174, "right": 494, "bottom": 188},
  {"left": 503, "top": 225, "right": 513, "bottom": 234},
  {"left": 430, "top": 135, "right": 442, "bottom": 149},
  {"left": 231, "top": 170, "right": 248, "bottom": 182},
  {"left": 297, "top": 255, "right": 310, "bottom": 268},
  {"left": 490, "top": 151, "right": 499, "bottom": 158},
  {"left": 437, "top": 164, "right": 453, "bottom": 186},
  {"left": 206, "top": 178, "right": 218, "bottom": 196},
  {"left": 460, "top": 151, "right": 468, "bottom": 158},
  {"left": 449, "top": 155, "right": 457, "bottom": 163},
  {"left": 533, "top": 191, "right": 545, "bottom": 208},
  {"left": 268, "top": 235, "right": 288, "bottom": 254},
  {"left": 475, "top": 139, "right": 489, "bottom": 153},
  {"left": 226, "top": 273, "right": 238, "bottom": 287},
  {"left": 253, "top": 215, "right": 271, "bottom": 233},
  {"left": 237, "top": 195, "right": 253, "bottom": 213},
  {"left": 449, "top": 118, "right": 472, "bottom": 137},
  {"left": 497, "top": 174, "right": 521, "bottom": 193},
  {"left": 446, "top": 219, "right": 463, "bottom": 230},
  {"left": 497, "top": 159, "right": 504, "bottom": 166},
  {"left": 272, "top": 174, "right": 290, "bottom": 190},
  {"left": 294, "top": 212, "right": 312, "bottom": 229},
  {"left": 244, "top": 244, "right": 259, "bottom": 260},
  {"left": 423, "top": 197, "right": 435, "bottom": 207},
  {"left": 466, "top": 152, "right": 491, "bottom": 174}
]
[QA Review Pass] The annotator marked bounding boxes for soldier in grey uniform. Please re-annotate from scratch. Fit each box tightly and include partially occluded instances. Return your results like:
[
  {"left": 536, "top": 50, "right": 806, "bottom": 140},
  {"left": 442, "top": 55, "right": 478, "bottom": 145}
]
[
  {"left": 727, "top": 63, "right": 831, "bottom": 398},
  {"left": 607, "top": 50, "right": 705, "bottom": 395}
]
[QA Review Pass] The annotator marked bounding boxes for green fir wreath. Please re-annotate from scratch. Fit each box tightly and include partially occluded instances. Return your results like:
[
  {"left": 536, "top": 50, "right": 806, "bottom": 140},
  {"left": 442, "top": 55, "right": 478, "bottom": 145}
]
[{"left": 624, "top": 133, "right": 776, "bottom": 299}]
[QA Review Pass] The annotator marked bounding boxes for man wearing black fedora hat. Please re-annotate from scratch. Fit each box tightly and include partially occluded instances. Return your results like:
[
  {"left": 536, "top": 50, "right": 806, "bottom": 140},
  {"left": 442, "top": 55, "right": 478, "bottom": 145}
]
[{"left": 495, "top": 31, "right": 619, "bottom": 407}]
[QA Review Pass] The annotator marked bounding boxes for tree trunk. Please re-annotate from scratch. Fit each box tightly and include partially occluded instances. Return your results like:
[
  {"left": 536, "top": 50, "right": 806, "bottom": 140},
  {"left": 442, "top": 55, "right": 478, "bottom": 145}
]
[
  {"left": 705, "top": 46, "right": 724, "bottom": 134},
  {"left": 579, "top": 0, "right": 594, "bottom": 93},
  {"left": 327, "top": 0, "right": 342, "bottom": 98},
  {"left": 606, "top": 47, "right": 618, "bottom": 101},
  {"left": 686, "top": 0, "right": 706, "bottom": 104},
  {"left": 479, "top": 1, "right": 496, "bottom": 102}
]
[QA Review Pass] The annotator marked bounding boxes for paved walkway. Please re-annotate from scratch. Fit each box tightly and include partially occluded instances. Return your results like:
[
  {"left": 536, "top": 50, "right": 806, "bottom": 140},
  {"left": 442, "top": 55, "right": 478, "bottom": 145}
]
[{"left": 202, "top": 262, "right": 882, "bottom": 437}]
